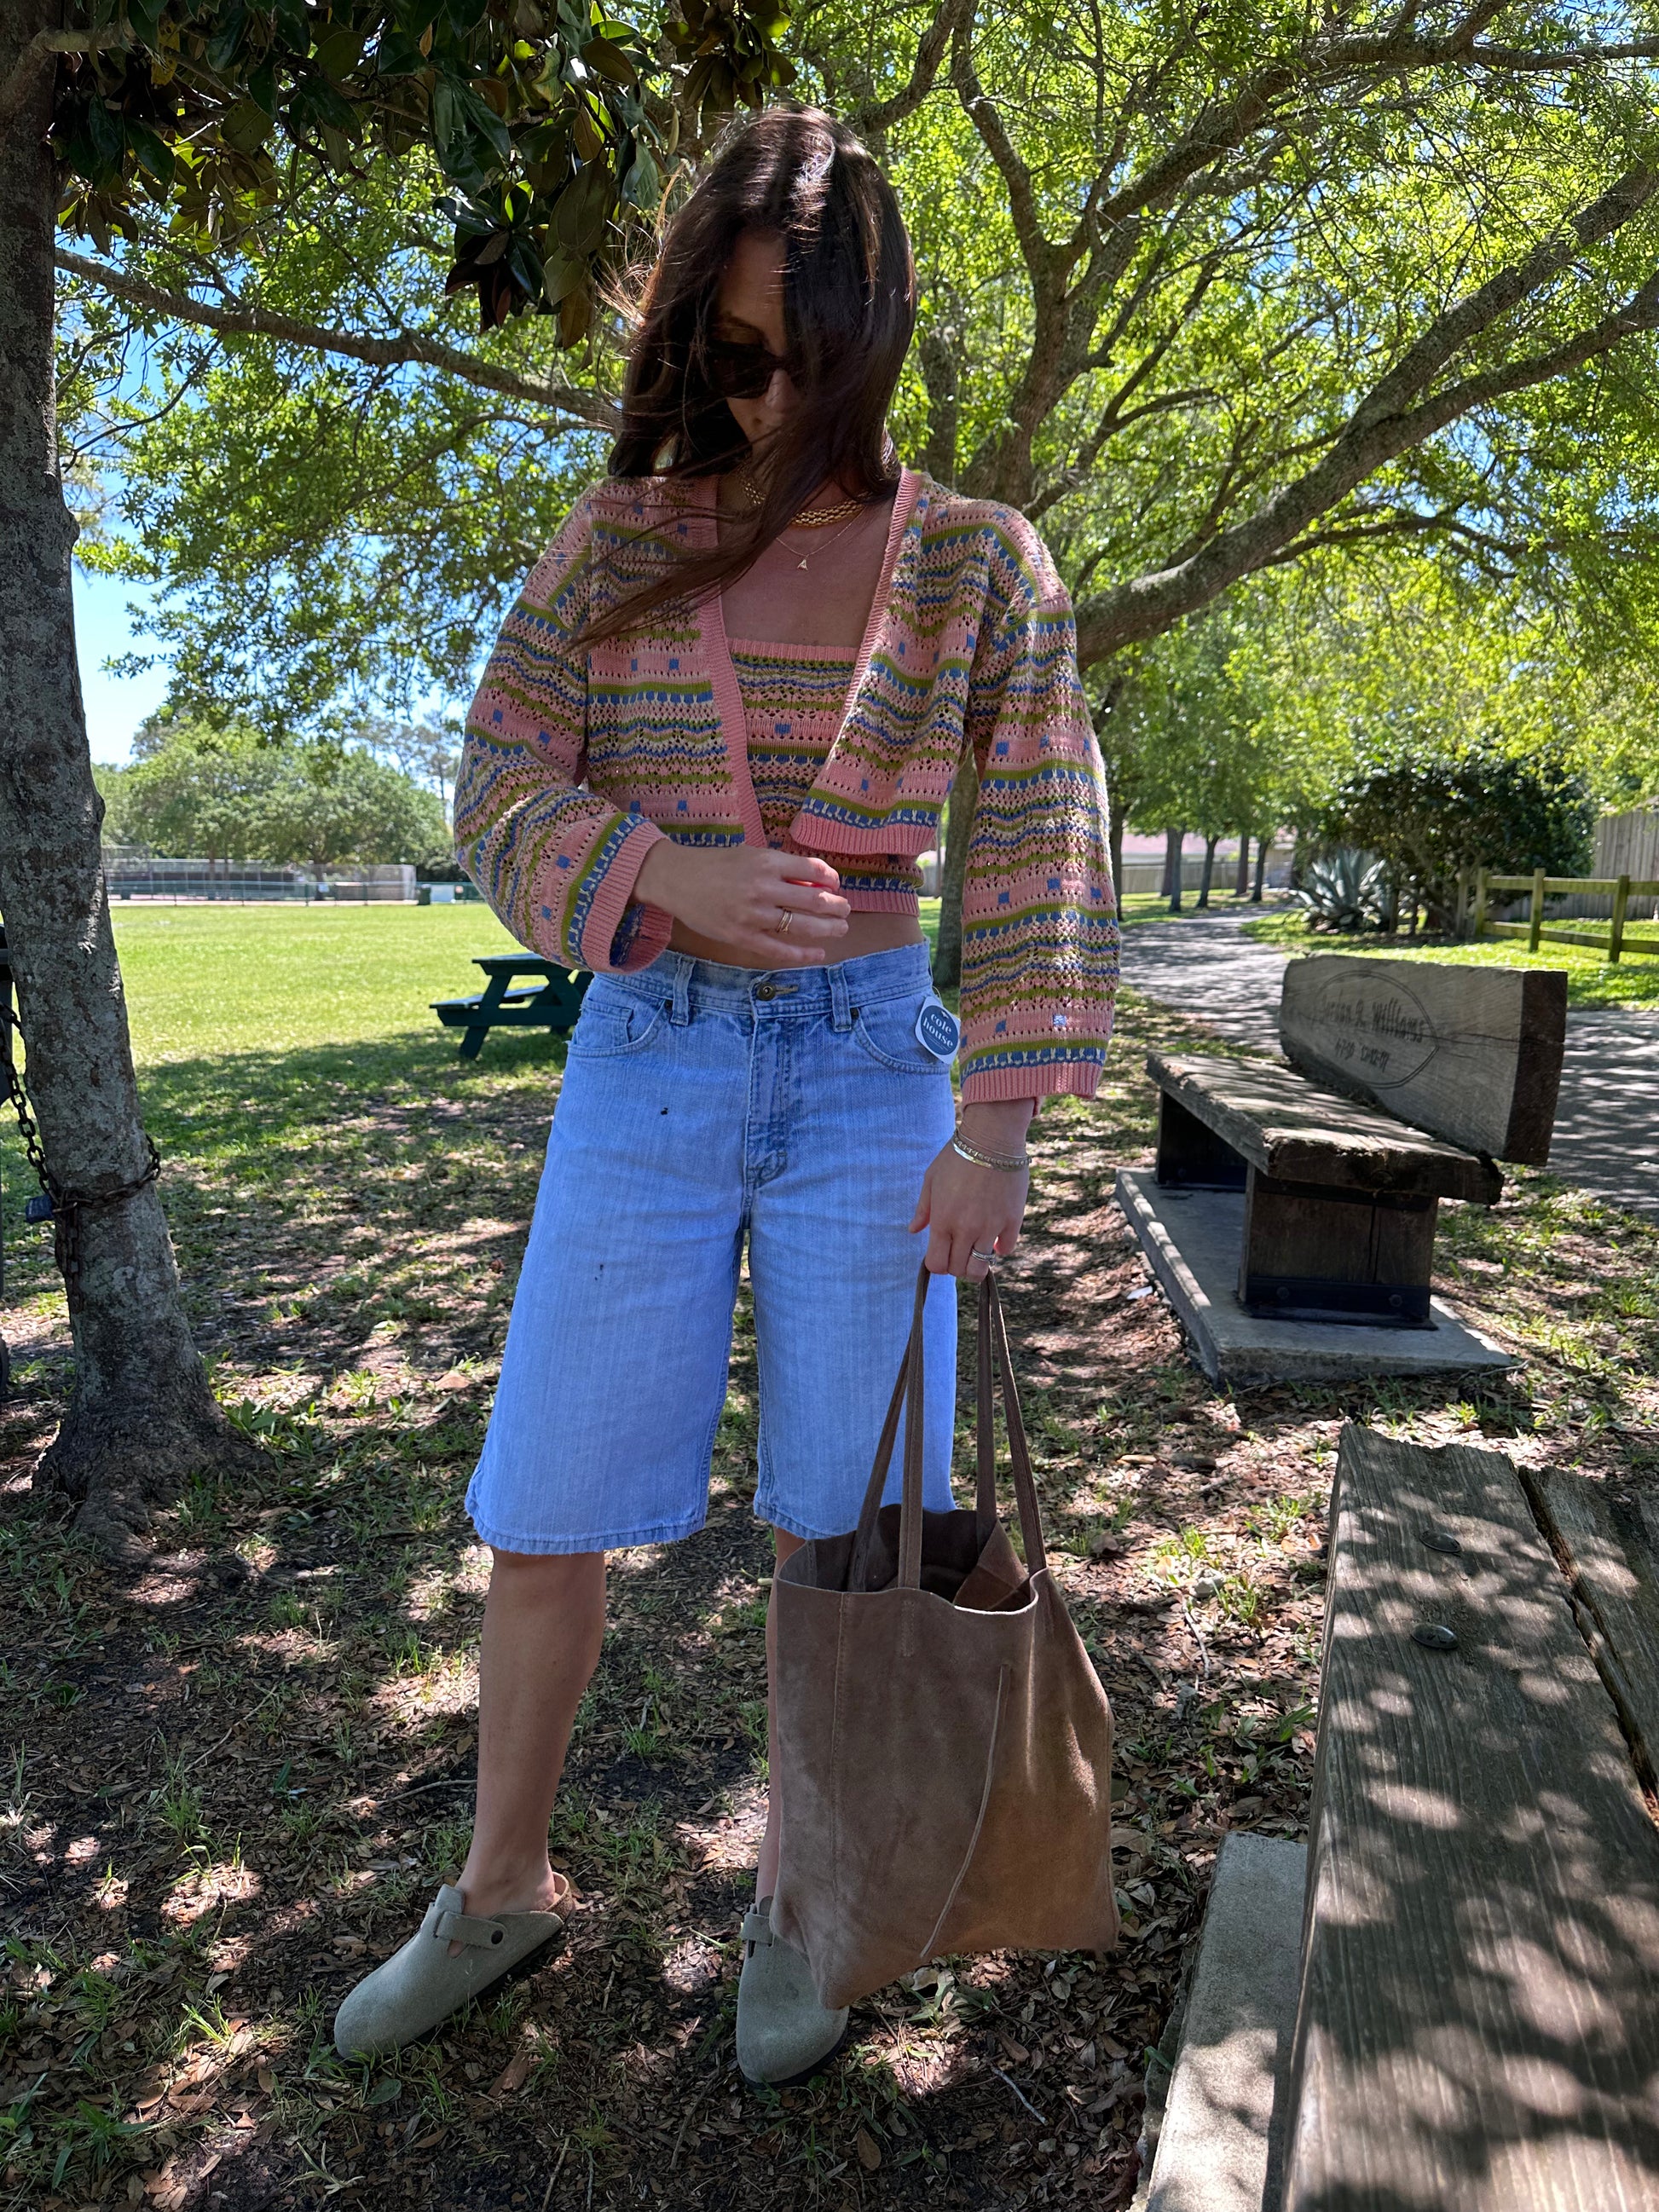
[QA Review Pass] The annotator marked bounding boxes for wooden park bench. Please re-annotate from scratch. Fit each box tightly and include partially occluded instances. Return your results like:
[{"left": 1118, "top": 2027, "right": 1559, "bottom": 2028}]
[
  {"left": 1141, "top": 1423, "right": 1659, "bottom": 2211},
  {"left": 1117, "top": 957, "right": 1567, "bottom": 1383},
  {"left": 431, "top": 954, "right": 591, "bottom": 1060}
]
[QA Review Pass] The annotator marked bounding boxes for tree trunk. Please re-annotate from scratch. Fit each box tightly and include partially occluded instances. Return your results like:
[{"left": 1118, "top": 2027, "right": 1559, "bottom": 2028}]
[
  {"left": 1165, "top": 825, "right": 1185, "bottom": 912},
  {"left": 933, "top": 748, "right": 978, "bottom": 990},
  {"left": 1234, "top": 833, "right": 1251, "bottom": 896},
  {"left": 1108, "top": 806, "right": 1124, "bottom": 917},
  {"left": 1197, "top": 833, "right": 1219, "bottom": 909},
  {"left": 1251, "top": 834, "right": 1269, "bottom": 902},
  {"left": 0, "top": 7, "right": 255, "bottom": 1553}
]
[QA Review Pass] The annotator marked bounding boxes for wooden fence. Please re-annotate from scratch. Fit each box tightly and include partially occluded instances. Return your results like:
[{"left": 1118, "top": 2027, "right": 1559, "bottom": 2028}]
[{"left": 1470, "top": 866, "right": 1659, "bottom": 962}]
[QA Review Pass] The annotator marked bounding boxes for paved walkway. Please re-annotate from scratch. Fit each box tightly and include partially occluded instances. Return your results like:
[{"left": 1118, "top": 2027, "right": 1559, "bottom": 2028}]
[{"left": 1121, "top": 908, "right": 1659, "bottom": 1216}]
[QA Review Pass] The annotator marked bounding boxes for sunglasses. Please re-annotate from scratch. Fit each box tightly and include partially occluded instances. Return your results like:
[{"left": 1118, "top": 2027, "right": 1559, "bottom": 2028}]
[{"left": 702, "top": 338, "right": 806, "bottom": 399}]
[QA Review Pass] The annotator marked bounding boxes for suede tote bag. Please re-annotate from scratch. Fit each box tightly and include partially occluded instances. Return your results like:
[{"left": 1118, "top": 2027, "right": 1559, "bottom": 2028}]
[{"left": 770, "top": 1265, "right": 1118, "bottom": 2012}]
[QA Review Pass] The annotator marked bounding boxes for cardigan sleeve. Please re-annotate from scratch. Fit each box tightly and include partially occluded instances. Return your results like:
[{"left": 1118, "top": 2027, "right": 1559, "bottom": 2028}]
[
  {"left": 454, "top": 489, "right": 673, "bottom": 974},
  {"left": 956, "top": 538, "right": 1119, "bottom": 1105}
]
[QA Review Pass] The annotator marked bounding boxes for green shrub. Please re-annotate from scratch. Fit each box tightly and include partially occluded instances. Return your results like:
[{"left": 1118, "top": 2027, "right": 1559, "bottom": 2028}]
[{"left": 1323, "top": 750, "right": 1595, "bottom": 927}]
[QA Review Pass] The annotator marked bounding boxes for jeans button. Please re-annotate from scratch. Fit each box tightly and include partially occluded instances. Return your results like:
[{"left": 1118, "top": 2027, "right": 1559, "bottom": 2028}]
[{"left": 754, "top": 984, "right": 777, "bottom": 1001}]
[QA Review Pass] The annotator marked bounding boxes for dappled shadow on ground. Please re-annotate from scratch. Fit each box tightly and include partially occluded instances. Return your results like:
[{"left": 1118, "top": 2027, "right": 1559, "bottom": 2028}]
[
  {"left": 1547, "top": 1010, "right": 1659, "bottom": 1219},
  {"left": 1, "top": 994, "right": 1656, "bottom": 2212}
]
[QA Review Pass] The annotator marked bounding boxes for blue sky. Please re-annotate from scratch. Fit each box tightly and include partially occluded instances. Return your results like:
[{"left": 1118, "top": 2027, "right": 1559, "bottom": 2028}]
[{"left": 74, "top": 564, "right": 170, "bottom": 765}]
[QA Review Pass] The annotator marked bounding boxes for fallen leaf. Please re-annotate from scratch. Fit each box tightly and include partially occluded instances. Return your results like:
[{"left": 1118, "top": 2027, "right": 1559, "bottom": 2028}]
[
  {"left": 854, "top": 2128, "right": 882, "bottom": 2172},
  {"left": 997, "top": 2033, "right": 1030, "bottom": 2065},
  {"left": 488, "top": 2051, "right": 533, "bottom": 2098},
  {"left": 257, "top": 2067, "right": 275, "bottom": 2093},
  {"left": 435, "top": 1371, "right": 472, "bottom": 1392}
]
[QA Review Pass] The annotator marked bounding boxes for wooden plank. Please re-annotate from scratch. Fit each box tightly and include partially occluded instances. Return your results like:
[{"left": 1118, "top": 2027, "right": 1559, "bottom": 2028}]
[
  {"left": 1283, "top": 1424, "right": 1659, "bottom": 2212},
  {"left": 1146, "top": 1053, "right": 1502, "bottom": 1203},
  {"left": 1278, "top": 955, "right": 1567, "bottom": 1164},
  {"left": 1521, "top": 1468, "right": 1659, "bottom": 1791},
  {"left": 1239, "top": 1174, "right": 1436, "bottom": 1323},
  {"left": 1155, "top": 1089, "right": 1248, "bottom": 1189}
]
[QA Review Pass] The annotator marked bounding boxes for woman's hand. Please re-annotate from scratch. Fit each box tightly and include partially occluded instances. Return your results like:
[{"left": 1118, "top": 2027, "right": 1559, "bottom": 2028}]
[
  {"left": 910, "top": 1100, "right": 1036, "bottom": 1279},
  {"left": 633, "top": 842, "right": 850, "bottom": 966}
]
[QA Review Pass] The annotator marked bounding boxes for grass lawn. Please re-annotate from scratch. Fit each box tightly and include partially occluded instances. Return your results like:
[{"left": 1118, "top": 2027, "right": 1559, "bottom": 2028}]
[
  {"left": 1241, "top": 906, "right": 1659, "bottom": 1010},
  {"left": 2, "top": 905, "right": 1656, "bottom": 2212}
]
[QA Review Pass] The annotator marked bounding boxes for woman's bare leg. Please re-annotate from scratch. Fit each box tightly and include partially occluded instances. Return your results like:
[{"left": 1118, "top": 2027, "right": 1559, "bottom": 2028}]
[
  {"left": 756, "top": 1527, "right": 805, "bottom": 1901},
  {"left": 454, "top": 1547, "right": 607, "bottom": 1927}
]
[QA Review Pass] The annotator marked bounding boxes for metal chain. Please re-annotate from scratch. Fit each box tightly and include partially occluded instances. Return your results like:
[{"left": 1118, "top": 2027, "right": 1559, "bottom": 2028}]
[{"left": 0, "top": 1001, "right": 163, "bottom": 1314}]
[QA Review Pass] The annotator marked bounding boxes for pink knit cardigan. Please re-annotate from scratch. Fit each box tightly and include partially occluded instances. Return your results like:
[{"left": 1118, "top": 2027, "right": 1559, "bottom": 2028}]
[{"left": 456, "top": 466, "right": 1119, "bottom": 1101}]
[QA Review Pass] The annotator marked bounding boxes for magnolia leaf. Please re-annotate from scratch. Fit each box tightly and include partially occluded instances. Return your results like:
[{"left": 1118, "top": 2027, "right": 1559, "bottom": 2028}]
[
  {"left": 581, "top": 37, "right": 635, "bottom": 84},
  {"left": 218, "top": 99, "right": 274, "bottom": 155},
  {"left": 558, "top": 283, "right": 591, "bottom": 347},
  {"left": 571, "top": 104, "right": 605, "bottom": 161},
  {"left": 204, "top": 4, "right": 250, "bottom": 72},
  {"left": 618, "top": 139, "right": 658, "bottom": 207},
  {"left": 315, "top": 28, "right": 368, "bottom": 78},
  {"left": 129, "top": 124, "right": 176, "bottom": 188},
  {"left": 552, "top": 159, "right": 610, "bottom": 251}
]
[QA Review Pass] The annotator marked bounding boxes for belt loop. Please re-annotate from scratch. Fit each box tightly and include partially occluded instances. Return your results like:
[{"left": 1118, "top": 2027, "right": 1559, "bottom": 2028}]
[
  {"left": 670, "top": 957, "right": 691, "bottom": 1025},
  {"left": 829, "top": 961, "right": 853, "bottom": 1032}
]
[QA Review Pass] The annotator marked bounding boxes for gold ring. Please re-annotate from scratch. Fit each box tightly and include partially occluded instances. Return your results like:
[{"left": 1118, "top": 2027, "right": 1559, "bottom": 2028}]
[{"left": 776, "top": 910, "right": 793, "bottom": 935}]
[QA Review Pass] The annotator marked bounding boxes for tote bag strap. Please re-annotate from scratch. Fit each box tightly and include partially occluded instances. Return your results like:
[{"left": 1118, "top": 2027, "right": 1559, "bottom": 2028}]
[
  {"left": 851, "top": 1262, "right": 929, "bottom": 1588},
  {"left": 982, "top": 1268, "right": 1048, "bottom": 1578},
  {"left": 851, "top": 1263, "right": 1049, "bottom": 1591}
]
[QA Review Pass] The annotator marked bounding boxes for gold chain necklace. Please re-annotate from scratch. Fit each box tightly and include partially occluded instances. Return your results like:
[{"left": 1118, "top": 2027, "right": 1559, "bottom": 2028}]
[{"left": 740, "top": 466, "right": 863, "bottom": 528}]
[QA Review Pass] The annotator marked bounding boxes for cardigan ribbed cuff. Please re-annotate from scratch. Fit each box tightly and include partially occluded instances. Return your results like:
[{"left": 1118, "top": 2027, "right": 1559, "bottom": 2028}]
[
  {"left": 576, "top": 817, "right": 672, "bottom": 974},
  {"left": 960, "top": 1060, "right": 1101, "bottom": 1106}
]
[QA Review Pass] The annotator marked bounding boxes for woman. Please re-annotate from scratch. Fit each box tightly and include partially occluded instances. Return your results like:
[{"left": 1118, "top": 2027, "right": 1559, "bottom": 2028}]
[{"left": 335, "top": 105, "right": 1117, "bottom": 2083}]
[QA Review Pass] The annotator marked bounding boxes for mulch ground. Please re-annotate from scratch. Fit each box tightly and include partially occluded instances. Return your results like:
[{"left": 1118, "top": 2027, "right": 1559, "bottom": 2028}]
[{"left": 3, "top": 987, "right": 1656, "bottom": 2212}]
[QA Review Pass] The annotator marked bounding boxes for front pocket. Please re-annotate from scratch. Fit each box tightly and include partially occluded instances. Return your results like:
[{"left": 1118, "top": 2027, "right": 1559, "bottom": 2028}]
[
  {"left": 566, "top": 990, "right": 668, "bottom": 1060},
  {"left": 851, "top": 993, "right": 948, "bottom": 1076}
]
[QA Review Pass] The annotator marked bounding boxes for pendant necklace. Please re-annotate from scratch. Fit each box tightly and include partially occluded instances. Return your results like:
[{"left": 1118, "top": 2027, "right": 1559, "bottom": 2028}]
[
  {"left": 740, "top": 465, "right": 866, "bottom": 567},
  {"left": 781, "top": 510, "right": 865, "bottom": 570}
]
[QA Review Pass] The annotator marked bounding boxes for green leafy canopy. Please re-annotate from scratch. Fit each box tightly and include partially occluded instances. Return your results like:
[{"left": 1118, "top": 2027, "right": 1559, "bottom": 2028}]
[{"left": 51, "top": 0, "right": 794, "bottom": 332}]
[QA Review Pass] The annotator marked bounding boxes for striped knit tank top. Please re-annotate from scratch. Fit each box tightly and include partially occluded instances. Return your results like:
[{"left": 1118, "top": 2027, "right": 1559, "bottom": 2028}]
[{"left": 728, "top": 637, "right": 922, "bottom": 911}]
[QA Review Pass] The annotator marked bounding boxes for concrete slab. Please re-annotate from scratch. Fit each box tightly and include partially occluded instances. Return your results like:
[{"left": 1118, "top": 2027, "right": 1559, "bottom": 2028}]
[
  {"left": 1146, "top": 1834, "right": 1308, "bottom": 2212},
  {"left": 1115, "top": 1169, "right": 1516, "bottom": 1388}
]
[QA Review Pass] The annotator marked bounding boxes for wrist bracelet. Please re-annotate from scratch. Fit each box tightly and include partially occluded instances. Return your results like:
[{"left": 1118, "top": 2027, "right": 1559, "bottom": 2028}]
[{"left": 951, "top": 1135, "right": 1031, "bottom": 1173}]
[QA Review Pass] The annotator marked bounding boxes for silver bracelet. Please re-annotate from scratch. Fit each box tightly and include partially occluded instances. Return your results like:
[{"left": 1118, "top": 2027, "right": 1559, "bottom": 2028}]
[{"left": 951, "top": 1135, "right": 1031, "bottom": 1173}]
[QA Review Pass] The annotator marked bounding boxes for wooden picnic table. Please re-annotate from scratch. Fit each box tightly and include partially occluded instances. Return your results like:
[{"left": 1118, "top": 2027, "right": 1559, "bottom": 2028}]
[{"left": 431, "top": 955, "right": 591, "bottom": 1060}]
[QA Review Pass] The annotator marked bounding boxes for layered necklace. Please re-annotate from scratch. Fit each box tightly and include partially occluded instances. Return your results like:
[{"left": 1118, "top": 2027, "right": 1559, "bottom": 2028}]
[{"left": 740, "top": 465, "right": 865, "bottom": 569}]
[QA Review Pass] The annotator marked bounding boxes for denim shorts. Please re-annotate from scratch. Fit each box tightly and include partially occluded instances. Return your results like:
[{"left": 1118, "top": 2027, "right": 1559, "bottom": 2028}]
[{"left": 465, "top": 942, "right": 961, "bottom": 1554}]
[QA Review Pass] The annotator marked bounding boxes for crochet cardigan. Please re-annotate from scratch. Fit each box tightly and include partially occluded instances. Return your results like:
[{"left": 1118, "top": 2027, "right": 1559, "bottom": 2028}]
[{"left": 456, "top": 466, "right": 1119, "bottom": 1102}]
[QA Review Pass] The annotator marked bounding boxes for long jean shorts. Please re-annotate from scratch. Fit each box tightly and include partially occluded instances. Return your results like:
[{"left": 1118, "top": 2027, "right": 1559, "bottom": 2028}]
[{"left": 465, "top": 941, "right": 961, "bottom": 1555}]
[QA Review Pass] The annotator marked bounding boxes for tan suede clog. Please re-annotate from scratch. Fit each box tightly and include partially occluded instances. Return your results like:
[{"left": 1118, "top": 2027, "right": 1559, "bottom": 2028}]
[
  {"left": 735, "top": 1896, "right": 848, "bottom": 2086},
  {"left": 333, "top": 1883, "right": 565, "bottom": 2059}
]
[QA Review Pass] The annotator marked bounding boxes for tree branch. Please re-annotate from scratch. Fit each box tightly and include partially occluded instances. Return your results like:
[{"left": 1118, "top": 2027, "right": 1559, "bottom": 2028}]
[
  {"left": 855, "top": 0, "right": 974, "bottom": 135},
  {"left": 55, "top": 250, "right": 608, "bottom": 426},
  {"left": 1073, "top": 163, "right": 1659, "bottom": 661},
  {"left": 0, "top": 24, "right": 132, "bottom": 135},
  {"left": 949, "top": 15, "right": 1053, "bottom": 280}
]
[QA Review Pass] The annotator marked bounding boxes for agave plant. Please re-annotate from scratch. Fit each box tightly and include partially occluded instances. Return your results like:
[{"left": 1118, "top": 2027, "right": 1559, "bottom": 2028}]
[{"left": 1293, "top": 849, "right": 1392, "bottom": 933}]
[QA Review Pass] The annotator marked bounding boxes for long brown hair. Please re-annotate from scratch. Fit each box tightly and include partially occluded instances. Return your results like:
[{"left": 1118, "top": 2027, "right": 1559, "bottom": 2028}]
[{"left": 584, "top": 107, "right": 916, "bottom": 643}]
